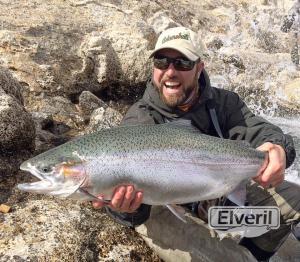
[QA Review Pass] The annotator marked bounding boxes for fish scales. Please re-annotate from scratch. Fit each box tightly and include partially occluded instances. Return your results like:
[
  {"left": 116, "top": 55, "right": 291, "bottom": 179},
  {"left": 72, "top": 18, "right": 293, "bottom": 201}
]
[{"left": 18, "top": 122, "right": 266, "bottom": 205}]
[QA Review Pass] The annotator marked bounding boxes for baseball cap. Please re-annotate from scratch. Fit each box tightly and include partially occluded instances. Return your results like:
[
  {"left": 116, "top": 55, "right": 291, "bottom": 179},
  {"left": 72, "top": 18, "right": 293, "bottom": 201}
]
[{"left": 149, "top": 27, "right": 203, "bottom": 62}]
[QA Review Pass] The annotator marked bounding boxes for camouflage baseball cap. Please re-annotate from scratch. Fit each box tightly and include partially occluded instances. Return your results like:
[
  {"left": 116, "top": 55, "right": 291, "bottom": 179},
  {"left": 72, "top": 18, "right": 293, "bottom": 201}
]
[{"left": 149, "top": 27, "right": 203, "bottom": 61}]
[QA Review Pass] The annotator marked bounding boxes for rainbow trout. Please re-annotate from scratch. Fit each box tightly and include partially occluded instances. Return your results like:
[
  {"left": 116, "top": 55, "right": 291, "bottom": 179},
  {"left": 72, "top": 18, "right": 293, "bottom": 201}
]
[{"left": 18, "top": 122, "right": 266, "bottom": 207}]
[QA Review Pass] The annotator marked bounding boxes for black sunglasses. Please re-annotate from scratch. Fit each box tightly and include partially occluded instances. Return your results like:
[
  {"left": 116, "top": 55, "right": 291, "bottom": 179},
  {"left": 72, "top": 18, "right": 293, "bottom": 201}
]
[{"left": 153, "top": 55, "right": 198, "bottom": 71}]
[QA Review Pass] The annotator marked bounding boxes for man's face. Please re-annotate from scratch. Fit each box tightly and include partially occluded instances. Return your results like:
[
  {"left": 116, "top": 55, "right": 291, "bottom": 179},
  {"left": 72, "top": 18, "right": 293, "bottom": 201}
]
[{"left": 152, "top": 49, "right": 204, "bottom": 108}]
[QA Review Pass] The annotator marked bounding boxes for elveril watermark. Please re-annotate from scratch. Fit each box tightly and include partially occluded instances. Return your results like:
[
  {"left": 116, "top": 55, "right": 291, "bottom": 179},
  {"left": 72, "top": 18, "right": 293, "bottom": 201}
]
[{"left": 208, "top": 206, "right": 280, "bottom": 238}]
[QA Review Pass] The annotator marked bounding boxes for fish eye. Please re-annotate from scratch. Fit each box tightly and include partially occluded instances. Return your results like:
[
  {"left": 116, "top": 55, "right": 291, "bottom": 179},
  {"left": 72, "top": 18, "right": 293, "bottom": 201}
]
[{"left": 39, "top": 165, "right": 53, "bottom": 173}]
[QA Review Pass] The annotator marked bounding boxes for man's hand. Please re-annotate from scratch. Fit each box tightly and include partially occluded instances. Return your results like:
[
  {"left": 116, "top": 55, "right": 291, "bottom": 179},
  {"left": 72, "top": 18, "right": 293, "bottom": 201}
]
[
  {"left": 254, "top": 142, "right": 286, "bottom": 188},
  {"left": 92, "top": 185, "right": 143, "bottom": 213}
]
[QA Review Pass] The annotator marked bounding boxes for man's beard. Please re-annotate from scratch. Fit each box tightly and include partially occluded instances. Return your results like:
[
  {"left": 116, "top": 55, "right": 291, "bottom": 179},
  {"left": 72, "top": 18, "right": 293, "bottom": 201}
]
[{"left": 156, "top": 75, "right": 199, "bottom": 108}]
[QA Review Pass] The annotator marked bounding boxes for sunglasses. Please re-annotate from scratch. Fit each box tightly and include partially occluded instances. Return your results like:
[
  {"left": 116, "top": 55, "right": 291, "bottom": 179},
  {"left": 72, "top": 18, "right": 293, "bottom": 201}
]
[{"left": 153, "top": 55, "right": 198, "bottom": 71}]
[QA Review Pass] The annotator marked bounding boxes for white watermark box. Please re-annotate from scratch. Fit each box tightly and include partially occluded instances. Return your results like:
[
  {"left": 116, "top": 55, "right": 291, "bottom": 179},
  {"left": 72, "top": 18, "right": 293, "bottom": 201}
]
[{"left": 208, "top": 206, "right": 280, "bottom": 238}]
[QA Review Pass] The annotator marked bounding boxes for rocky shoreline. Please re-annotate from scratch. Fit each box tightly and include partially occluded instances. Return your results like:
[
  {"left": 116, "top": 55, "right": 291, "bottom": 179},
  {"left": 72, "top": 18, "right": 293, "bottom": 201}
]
[{"left": 0, "top": 0, "right": 299, "bottom": 261}]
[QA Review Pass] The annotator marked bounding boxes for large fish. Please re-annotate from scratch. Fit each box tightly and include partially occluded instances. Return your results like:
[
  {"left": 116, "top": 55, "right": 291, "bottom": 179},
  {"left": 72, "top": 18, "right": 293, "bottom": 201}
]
[{"left": 18, "top": 122, "right": 266, "bottom": 208}]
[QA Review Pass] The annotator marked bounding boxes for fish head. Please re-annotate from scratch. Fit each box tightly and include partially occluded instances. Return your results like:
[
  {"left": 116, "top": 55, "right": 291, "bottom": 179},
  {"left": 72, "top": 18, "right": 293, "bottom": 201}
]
[{"left": 18, "top": 151, "right": 87, "bottom": 197}]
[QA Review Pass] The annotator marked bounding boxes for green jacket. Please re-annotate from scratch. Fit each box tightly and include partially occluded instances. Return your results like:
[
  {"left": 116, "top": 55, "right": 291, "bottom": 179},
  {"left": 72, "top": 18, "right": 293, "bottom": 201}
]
[{"left": 106, "top": 70, "right": 296, "bottom": 227}]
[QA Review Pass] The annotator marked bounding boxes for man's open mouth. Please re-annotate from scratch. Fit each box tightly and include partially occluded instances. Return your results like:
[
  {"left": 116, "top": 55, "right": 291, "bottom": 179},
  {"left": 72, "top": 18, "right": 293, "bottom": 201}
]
[{"left": 164, "top": 81, "right": 181, "bottom": 89}]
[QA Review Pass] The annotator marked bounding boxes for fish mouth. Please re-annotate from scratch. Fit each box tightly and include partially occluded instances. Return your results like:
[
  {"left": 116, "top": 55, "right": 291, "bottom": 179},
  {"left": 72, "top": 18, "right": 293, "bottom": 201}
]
[
  {"left": 18, "top": 163, "right": 57, "bottom": 194},
  {"left": 18, "top": 161, "right": 86, "bottom": 197},
  {"left": 20, "top": 162, "right": 44, "bottom": 180},
  {"left": 18, "top": 180, "right": 54, "bottom": 193}
]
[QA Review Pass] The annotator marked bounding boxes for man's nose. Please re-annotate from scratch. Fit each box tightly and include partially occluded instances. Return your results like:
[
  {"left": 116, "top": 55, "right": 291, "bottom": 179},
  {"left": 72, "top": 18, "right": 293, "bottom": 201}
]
[{"left": 165, "top": 63, "right": 177, "bottom": 77}]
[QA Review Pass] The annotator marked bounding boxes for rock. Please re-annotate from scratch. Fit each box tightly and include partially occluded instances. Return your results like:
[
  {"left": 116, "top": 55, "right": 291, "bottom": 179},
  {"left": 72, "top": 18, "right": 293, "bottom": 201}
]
[
  {"left": 0, "top": 66, "right": 35, "bottom": 192},
  {"left": 136, "top": 206, "right": 300, "bottom": 262},
  {"left": 78, "top": 91, "right": 107, "bottom": 118},
  {"left": 0, "top": 0, "right": 298, "bottom": 111},
  {"left": 281, "top": 78, "right": 300, "bottom": 106},
  {"left": 0, "top": 93, "right": 35, "bottom": 154},
  {"left": 0, "top": 1, "right": 300, "bottom": 261},
  {"left": 210, "top": 49, "right": 300, "bottom": 115},
  {"left": 277, "top": 78, "right": 300, "bottom": 115},
  {"left": 0, "top": 66, "right": 24, "bottom": 104},
  {"left": 0, "top": 152, "right": 31, "bottom": 178},
  {"left": 280, "top": 0, "right": 300, "bottom": 67},
  {"left": 77, "top": 27, "right": 152, "bottom": 95},
  {"left": 147, "top": 11, "right": 180, "bottom": 34},
  {"left": 0, "top": 197, "right": 160, "bottom": 261},
  {"left": 0, "top": 204, "right": 11, "bottom": 214},
  {"left": 221, "top": 54, "right": 245, "bottom": 71},
  {"left": 136, "top": 206, "right": 256, "bottom": 262},
  {"left": 0, "top": 67, "right": 35, "bottom": 176},
  {"left": 27, "top": 95, "right": 85, "bottom": 131},
  {"left": 207, "top": 37, "right": 224, "bottom": 50},
  {"left": 275, "top": 234, "right": 300, "bottom": 262},
  {"left": 256, "top": 29, "right": 281, "bottom": 53},
  {"left": 30, "top": 112, "right": 69, "bottom": 153},
  {"left": 87, "top": 106, "right": 123, "bottom": 133},
  {"left": 210, "top": 74, "right": 230, "bottom": 89}
]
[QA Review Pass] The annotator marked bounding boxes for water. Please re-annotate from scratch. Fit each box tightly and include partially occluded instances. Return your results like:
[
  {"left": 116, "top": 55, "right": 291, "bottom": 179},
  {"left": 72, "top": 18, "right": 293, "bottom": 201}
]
[
  {"left": 266, "top": 116, "right": 300, "bottom": 185},
  {"left": 243, "top": 85, "right": 300, "bottom": 185}
]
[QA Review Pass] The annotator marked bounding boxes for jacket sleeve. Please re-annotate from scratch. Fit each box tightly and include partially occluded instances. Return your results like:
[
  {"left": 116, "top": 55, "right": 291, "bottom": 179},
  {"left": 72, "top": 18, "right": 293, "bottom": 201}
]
[
  {"left": 105, "top": 100, "right": 154, "bottom": 227},
  {"left": 222, "top": 92, "right": 296, "bottom": 168}
]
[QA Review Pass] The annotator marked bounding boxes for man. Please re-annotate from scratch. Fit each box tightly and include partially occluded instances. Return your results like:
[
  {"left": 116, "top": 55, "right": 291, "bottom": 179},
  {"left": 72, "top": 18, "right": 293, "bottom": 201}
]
[{"left": 93, "top": 27, "right": 299, "bottom": 261}]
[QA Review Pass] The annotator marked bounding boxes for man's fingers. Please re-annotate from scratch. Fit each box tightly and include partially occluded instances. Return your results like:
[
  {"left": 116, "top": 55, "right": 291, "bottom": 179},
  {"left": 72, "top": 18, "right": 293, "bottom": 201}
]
[
  {"left": 253, "top": 174, "right": 269, "bottom": 188},
  {"left": 254, "top": 166, "right": 285, "bottom": 188},
  {"left": 92, "top": 185, "right": 143, "bottom": 213},
  {"left": 119, "top": 186, "right": 135, "bottom": 211},
  {"left": 260, "top": 160, "right": 285, "bottom": 187},
  {"left": 255, "top": 143, "right": 286, "bottom": 188},
  {"left": 111, "top": 186, "right": 126, "bottom": 209},
  {"left": 129, "top": 191, "right": 143, "bottom": 212},
  {"left": 92, "top": 195, "right": 105, "bottom": 209},
  {"left": 260, "top": 165, "right": 276, "bottom": 184},
  {"left": 256, "top": 153, "right": 269, "bottom": 177}
]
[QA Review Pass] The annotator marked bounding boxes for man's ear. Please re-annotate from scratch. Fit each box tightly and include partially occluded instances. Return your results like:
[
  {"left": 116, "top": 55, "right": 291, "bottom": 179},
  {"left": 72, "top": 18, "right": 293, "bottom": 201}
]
[{"left": 196, "top": 61, "right": 204, "bottom": 78}]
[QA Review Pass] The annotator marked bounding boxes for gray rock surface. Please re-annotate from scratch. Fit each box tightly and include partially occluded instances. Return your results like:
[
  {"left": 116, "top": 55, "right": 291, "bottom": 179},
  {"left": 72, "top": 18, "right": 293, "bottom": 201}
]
[
  {"left": 136, "top": 206, "right": 256, "bottom": 262},
  {"left": 0, "top": 0, "right": 298, "bottom": 114},
  {"left": 0, "top": 67, "right": 35, "bottom": 175},
  {"left": 26, "top": 95, "right": 85, "bottom": 131},
  {"left": 0, "top": 189, "right": 160, "bottom": 262},
  {"left": 78, "top": 90, "right": 107, "bottom": 117},
  {"left": 136, "top": 206, "right": 300, "bottom": 262},
  {"left": 30, "top": 112, "right": 69, "bottom": 154},
  {"left": 0, "top": 0, "right": 299, "bottom": 261},
  {"left": 0, "top": 94, "right": 34, "bottom": 152},
  {"left": 87, "top": 106, "right": 123, "bottom": 132},
  {"left": 0, "top": 67, "right": 24, "bottom": 104}
]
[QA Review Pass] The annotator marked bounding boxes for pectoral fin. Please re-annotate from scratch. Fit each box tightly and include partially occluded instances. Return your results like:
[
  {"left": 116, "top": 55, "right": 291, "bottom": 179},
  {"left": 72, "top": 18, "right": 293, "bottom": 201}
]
[
  {"left": 166, "top": 204, "right": 187, "bottom": 223},
  {"left": 227, "top": 181, "right": 247, "bottom": 206},
  {"left": 74, "top": 188, "right": 111, "bottom": 204}
]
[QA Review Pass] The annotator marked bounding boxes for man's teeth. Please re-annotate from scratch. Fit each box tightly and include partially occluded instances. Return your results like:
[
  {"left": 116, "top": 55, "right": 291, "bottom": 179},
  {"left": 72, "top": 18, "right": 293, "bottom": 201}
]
[{"left": 164, "top": 81, "right": 180, "bottom": 88}]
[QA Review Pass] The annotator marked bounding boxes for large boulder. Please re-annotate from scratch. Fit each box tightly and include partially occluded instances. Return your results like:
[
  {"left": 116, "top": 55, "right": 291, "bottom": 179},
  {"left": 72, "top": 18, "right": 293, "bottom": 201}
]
[
  {"left": 136, "top": 206, "right": 300, "bottom": 262},
  {"left": 78, "top": 90, "right": 107, "bottom": 118},
  {"left": 86, "top": 106, "right": 123, "bottom": 133},
  {"left": 0, "top": 0, "right": 298, "bottom": 114},
  {"left": 0, "top": 194, "right": 160, "bottom": 261},
  {"left": 75, "top": 26, "right": 153, "bottom": 95},
  {"left": 0, "top": 94, "right": 34, "bottom": 152},
  {"left": 0, "top": 67, "right": 35, "bottom": 175},
  {"left": 136, "top": 206, "right": 256, "bottom": 262},
  {"left": 0, "top": 67, "right": 24, "bottom": 104}
]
